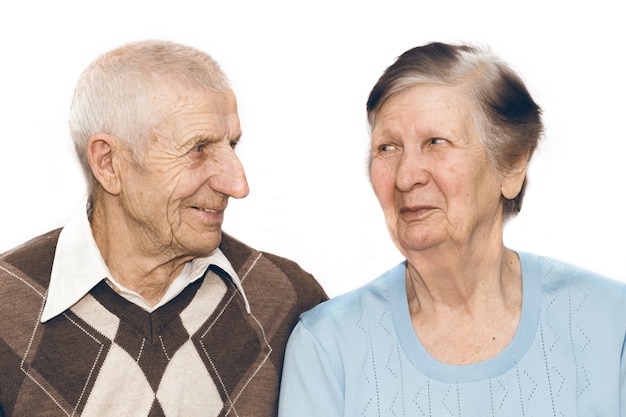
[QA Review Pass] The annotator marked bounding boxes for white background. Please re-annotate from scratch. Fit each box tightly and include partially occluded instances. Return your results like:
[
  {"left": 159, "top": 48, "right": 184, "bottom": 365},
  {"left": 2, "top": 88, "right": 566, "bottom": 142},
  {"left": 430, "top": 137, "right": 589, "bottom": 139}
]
[{"left": 0, "top": 1, "right": 624, "bottom": 296}]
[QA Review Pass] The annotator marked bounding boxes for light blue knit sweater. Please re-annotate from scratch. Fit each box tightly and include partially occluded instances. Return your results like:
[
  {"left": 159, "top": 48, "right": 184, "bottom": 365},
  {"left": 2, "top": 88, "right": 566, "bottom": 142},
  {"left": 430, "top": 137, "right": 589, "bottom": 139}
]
[{"left": 278, "top": 252, "right": 626, "bottom": 416}]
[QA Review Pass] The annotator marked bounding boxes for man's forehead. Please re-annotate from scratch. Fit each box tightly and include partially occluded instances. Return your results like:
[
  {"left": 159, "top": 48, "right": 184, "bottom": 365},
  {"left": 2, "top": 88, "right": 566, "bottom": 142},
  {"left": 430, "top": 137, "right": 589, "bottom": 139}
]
[
  {"left": 150, "top": 83, "right": 236, "bottom": 107},
  {"left": 148, "top": 90, "right": 240, "bottom": 143}
]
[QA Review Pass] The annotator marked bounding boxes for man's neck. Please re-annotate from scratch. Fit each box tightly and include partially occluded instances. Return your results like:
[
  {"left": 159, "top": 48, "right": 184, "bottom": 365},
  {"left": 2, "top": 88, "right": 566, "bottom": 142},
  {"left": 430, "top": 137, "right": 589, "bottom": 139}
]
[{"left": 89, "top": 200, "right": 193, "bottom": 306}]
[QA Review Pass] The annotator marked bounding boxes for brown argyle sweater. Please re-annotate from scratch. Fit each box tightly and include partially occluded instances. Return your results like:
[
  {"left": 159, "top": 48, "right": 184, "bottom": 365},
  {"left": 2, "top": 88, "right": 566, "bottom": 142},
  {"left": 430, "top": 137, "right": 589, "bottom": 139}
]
[{"left": 0, "top": 229, "right": 327, "bottom": 417}]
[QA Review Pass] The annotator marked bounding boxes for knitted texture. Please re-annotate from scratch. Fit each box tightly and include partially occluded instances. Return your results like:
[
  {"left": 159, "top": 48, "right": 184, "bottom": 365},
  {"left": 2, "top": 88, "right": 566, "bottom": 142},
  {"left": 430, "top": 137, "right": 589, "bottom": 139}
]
[
  {"left": 279, "top": 252, "right": 626, "bottom": 416},
  {"left": 0, "top": 230, "right": 327, "bottom": 417}
]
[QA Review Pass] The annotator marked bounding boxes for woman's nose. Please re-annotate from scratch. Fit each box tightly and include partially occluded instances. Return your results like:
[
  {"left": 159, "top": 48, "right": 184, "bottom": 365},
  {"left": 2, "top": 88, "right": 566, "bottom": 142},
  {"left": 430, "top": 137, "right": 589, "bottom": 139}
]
[{"left": 395, "top": 151, "right": 429, "bottom": 192}]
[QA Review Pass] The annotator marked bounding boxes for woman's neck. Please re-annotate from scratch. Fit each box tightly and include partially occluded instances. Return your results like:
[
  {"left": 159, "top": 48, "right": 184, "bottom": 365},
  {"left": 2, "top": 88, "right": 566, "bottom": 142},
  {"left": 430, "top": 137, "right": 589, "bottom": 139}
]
[{"left": 405, "top": 246, "right": 523, "bottom": 365}]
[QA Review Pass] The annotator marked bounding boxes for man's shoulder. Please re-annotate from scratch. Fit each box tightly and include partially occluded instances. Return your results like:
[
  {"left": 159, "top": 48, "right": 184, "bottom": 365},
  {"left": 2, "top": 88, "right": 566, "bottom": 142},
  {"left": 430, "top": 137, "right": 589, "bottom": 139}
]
[
  {"left": 0, "top": 230, "right": 60, "bottom": 338},
  {"left": 219, "top": 232, "right": 328, "bottom": 304},
  {"left": 220, "top": 232, "right": 312, "bottom": 280},
  {"left": 219, "top": 232, "right": 256, "bottom": 271},
  {"left": 0, "top": 229, "right": 61, "bottom": 287}
]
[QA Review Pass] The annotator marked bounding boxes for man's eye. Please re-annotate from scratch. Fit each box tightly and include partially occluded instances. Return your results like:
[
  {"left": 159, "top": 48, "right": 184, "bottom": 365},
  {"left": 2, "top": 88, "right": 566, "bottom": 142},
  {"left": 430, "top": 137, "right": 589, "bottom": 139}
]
[
  {"left": 230, "top": 140, "right": 239, "bottom": 150},
  {"left": 430, "top": 138, "right": 447, "bottom": 145},
  {"left": 192, "top": 142, "right": 208, "bottom": 152},
  {"left": 379, "top": 144, "right": 396, "bottom": 152}
]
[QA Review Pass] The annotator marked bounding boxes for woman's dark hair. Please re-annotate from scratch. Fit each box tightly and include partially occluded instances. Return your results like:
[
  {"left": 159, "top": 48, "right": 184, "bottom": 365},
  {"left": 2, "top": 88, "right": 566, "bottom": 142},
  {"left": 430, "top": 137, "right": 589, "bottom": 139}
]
[{"left": 367, "top": 42, "right": 543, "bottom": 218}]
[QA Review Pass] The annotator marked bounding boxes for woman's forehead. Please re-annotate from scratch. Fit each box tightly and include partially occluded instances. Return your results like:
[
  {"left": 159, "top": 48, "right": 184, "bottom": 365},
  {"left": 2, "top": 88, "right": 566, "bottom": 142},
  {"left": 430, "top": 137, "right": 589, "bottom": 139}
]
[{"left": 372, "top": 84, "right": 477, "bottom": 137}]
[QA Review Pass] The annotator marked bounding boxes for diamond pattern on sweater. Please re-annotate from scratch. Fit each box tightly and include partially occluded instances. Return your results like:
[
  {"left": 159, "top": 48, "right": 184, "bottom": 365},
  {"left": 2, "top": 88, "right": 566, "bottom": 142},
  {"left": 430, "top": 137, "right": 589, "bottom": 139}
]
[
  {"left": 1, "top": 230, "right": 328, "bottom": 416},
  {"left": 441, "top": 384, "right": 459, "bottom": 417},
  {"left": 23, "top": 310, "right": 110, "bottom": 414},
  {"left": 71, "top": 293, "right": 120, "bottom": 339},
  {"left": 489, "top": 379, "right": 508, "bottom": 414},
  {"left": 412, "top": 381, "right": 430, "bottom": 416},
  {"left": 14, "top": 274, "right": 227, "bottom": 416},
  {"left": 81, "top": 343, "right": 155, "bottom": 416},
  {"left": 197, "top": 291, "right": 264, "bottom": 412},
  {"left": 157, "top": 341, "right": 222, "bottom": 416}
]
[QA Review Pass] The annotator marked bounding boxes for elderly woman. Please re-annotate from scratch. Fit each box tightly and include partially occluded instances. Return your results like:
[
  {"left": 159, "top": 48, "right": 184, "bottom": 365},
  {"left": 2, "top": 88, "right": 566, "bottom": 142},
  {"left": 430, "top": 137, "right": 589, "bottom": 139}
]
[{"left": 278, "top": 42, "right": 626, "bottom": 416}]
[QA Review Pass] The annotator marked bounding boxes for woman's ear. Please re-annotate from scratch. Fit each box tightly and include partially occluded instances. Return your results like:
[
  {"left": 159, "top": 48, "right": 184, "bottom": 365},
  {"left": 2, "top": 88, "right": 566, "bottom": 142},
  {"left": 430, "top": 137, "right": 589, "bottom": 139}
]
[
  {"left": 501, "top": 157, "right": 528, "bottom": 200},
  {"left": 86, "top": 133, "right": 123, "bottom": 195}
]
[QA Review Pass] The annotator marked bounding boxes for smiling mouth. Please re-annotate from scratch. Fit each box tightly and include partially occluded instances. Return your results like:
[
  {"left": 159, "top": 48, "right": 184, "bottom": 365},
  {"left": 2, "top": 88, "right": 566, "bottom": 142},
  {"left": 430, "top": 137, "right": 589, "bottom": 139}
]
[
  {"left": 189, "top": 205, "right": 227, "bottom": 217},
  {"left": 192, "top": 206, "right": 218, "bottom": 213}
]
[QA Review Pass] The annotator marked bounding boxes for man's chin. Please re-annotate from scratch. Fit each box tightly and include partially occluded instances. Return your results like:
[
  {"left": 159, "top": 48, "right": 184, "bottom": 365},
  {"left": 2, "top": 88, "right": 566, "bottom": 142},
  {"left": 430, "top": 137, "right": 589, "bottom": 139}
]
[
  {"left": 175, "top": 230, "right": 223, "bottom": 258},
  {"left": 196, "top": 231, "right": 223, "bottom": 256}
]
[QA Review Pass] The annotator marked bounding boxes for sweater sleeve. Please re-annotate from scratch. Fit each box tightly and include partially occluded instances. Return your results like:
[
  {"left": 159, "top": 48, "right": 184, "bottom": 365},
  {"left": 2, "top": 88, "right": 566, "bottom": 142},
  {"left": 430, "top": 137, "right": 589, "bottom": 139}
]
[{"left": 278, "top": 320, "right": 344, "bottom": 417}]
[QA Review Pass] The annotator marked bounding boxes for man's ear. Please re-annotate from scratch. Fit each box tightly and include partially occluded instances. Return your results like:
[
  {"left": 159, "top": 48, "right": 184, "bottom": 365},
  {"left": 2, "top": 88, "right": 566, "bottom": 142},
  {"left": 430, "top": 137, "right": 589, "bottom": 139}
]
[
  {"left": 86, "top": 133, "right": 123, "bottom": 195},
  {"left": 501, "top": 157, "right": 528, "bottom": 200}
]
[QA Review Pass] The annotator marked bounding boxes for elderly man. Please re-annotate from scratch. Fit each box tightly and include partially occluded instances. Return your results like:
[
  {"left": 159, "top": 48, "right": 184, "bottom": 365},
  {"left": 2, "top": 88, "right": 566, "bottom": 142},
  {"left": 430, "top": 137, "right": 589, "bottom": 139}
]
[{"left": 0, "top": 40, "right": 327, "bottom": 416}]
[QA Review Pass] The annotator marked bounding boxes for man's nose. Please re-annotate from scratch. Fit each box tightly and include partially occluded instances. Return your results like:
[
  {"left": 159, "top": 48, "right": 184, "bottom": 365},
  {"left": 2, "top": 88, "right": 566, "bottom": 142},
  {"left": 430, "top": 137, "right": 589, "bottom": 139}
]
[{"left": 208, "top": 149, "right": 249, "bottom": 198}]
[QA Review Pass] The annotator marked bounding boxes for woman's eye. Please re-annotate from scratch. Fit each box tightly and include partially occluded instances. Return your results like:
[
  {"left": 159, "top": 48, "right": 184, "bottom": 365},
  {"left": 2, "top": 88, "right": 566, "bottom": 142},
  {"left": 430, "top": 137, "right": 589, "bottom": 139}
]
[
  {"left": 379, "top": 144, "right": 396, "bottom": 152},
  {"left": 430, "top": 138, "right": 447, "bottom": 145}
]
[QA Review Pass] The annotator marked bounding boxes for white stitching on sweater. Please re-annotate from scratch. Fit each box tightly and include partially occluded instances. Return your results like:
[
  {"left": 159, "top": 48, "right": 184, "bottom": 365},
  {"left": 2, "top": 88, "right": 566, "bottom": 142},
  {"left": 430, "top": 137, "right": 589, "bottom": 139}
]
[
  {"left": 200, "top": 251, "right": 269, "bottom": 416},
  {"left": 20, "top": 297, "right": 72, "bottom": 416},
  {"left": 0, "top": 264, "right": 45, "bottom": 298},
  {"left": 160, "top": 336, "right": 171, "bottom": 362},
  {"left": 62, "top": 312, "right": 105, "bottom": 416},
  {"left": 5, "top": 265, "right": 72, "bottom": 416},
  {"left": 199, "top": 288, "right": 244, "bottom": 416},
  {"left": 136, "top": 339, "right": 146, "bottom": 362},
  {"left": 240, "top": 252, "right": 262, "bottom": 283},
  {"left": 224, "top": 311, "right": 273, "bottom": 416}
]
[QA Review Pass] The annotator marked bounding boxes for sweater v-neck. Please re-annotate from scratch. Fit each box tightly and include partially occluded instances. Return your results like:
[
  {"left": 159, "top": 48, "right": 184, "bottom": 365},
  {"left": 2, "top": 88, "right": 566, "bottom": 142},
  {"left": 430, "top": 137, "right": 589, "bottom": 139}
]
[{"left": 89, "top": 276, "right": 205, "bottom": 341}]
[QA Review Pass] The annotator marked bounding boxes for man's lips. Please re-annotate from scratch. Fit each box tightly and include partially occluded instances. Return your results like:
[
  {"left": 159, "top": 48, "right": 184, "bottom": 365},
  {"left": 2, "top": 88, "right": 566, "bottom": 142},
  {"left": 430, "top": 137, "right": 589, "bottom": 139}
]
[
  {"left": 191, "top": 206, "right": 222, "bottom": 213},
  {"left": 188, "top": 205, "right": 226, "bottom": 221}
]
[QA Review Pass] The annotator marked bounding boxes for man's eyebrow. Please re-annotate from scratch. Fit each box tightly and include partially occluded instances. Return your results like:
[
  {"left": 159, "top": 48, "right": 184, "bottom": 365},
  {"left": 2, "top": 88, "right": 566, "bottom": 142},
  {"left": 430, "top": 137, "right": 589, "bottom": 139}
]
[{"left": 184, "top": 132, "right": 242, "bottom": 145}]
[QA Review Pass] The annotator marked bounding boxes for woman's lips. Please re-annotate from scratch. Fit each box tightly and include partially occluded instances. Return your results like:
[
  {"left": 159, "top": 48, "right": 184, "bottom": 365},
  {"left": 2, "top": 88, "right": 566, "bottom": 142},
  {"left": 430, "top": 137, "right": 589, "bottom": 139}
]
[{"left": 400, "top": 205, "right": 436, "bottom": 220}]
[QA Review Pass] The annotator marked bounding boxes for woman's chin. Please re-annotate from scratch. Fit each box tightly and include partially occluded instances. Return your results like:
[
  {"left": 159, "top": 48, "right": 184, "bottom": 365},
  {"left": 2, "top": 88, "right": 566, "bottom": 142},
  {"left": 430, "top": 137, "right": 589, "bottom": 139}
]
[{"left": 395, "top": 230, "right": 445, "bottom": 255}]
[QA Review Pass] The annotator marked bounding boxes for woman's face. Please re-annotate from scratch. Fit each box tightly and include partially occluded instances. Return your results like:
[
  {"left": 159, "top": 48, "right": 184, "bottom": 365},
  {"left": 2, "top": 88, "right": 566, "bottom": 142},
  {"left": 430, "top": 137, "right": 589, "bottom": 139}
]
[{"left": 370, "top": 83, "right": 514, "bottom": 257}]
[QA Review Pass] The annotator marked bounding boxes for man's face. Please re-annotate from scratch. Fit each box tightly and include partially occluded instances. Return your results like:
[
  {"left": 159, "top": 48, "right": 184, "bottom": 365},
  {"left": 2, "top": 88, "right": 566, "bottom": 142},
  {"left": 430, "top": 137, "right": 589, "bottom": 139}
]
[{"left": 116, "top": 85, "right": 249, "bottom": 260}]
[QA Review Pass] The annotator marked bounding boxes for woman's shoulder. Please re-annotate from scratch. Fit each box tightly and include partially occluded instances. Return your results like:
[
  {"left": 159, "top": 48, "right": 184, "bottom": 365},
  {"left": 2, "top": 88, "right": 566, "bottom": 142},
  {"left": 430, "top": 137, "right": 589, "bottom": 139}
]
[
  {"left": 298, "top": 261, "right": 406, "bottom": 331},
  {"left": 519, "top": 251, "right": 626, "bottom": 302}
]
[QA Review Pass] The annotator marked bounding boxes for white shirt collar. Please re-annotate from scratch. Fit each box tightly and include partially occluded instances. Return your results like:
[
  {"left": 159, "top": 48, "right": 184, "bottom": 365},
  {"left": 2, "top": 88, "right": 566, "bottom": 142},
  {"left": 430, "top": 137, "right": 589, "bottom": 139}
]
[{"left": 41, "top": 198, "right": 250, "bottom": 322}]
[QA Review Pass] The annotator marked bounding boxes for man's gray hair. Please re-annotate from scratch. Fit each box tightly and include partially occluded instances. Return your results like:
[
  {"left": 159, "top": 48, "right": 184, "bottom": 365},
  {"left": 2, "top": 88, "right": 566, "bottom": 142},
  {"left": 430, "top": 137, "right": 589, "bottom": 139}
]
[{"left": 69, "top": 40, "right": 230, "bottom": 192}]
